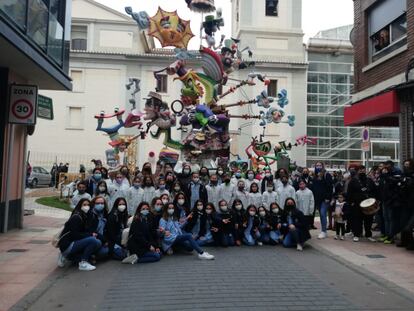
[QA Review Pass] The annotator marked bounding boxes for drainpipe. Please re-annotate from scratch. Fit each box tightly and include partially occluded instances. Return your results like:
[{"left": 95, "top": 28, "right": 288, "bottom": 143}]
[{"left": 2, "top": 124, "right": 14, "bottom": 233}]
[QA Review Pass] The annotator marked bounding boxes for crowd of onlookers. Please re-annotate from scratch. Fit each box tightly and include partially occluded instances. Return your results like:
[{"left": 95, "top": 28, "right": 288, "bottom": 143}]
[{"left": 55, "top": 158, "right": 414, "bottom": 271}]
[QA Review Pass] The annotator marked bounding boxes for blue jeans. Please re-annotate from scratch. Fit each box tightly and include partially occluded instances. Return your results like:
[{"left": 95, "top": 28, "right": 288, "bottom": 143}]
[
  {"left": 137, "top": 251, "right": 161, "bottom": 263},
  {"left": 258, "top": 230, "right": 270, "bottom": 244},
  {"left": 196, "top": 238, "right": 215, "bottom": 247},
  {"left": 283, "top": 228, "right": 300, "bottom": 248},
  {"left": 243, "top": 233, "right": 256, "bottom": 246},
  {"left": 174, "top": 233, "right": 204, "bottom": 254},
  {"left": 66, "top": 236, "right": 102, "bottom": 262},
  {"left": 319, "top": 201, "right": 329, "bottom": 233},
  {"left": 383, "top": 204, "right": 392, "bottom": 238},
  {"left": 270, "top": 230, "right": 281, "bottom": 244},
  {"left": 221, "top": 233, "right": 235, "bottom": 247}
]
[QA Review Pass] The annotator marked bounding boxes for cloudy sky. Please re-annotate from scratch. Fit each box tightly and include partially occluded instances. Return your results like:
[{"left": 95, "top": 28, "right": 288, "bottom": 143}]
[{"left": 96, "top": 0, "right": 354, "bottom": 46}]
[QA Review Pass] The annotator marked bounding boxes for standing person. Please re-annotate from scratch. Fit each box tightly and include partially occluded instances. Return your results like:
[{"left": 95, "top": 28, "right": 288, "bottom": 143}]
[
  {"left": 141, "top": 176, "right": 156, "bottom": 205},
  {"left": 230, "top": 169, "right": 244, "bottom": 186},
  {"left": 216, "top": 166, "right": 225, "bottom": 184},
  {"left": 71, "top": 181, "right": 92, "bottom": 209},
  {"left": 216, "top": 199, "right": 235, "bottom": 247},
  {"left": 233, "top": 179, "right": 249, "bottom": 210},
  {"left": 127, "top": 176, "right": 144, "bottom": 216},
  {"left": 295, "top": 180, "right": 315, "bottom": 229},
  {"left": 50, "top": 163, "right": 58, "bottom": 188},
  {"left": 159, "top": 203, "right": 215, "bottom": 259},
  {"left": 257, "top": 207, "right": 271, "bottom": 245},
  {"left": 219, "top": 173, "right": 235, "bottom": 207},
  {"left": 176, "top": 163, "right": 192, "bottom": 188},
  {"left": 206, "top": 174, "right": 221, "bottom": 209},
  {"left": 333, "top": 193, "right": 347, "bottom": 240},
  {"left": 105, "top": 198, "right": 129, "bottom": 260},
  {"left": 245, "top": 169, "right": 260, "bottom": 192},
  {"left": 282, "top": 198, "right": 311, "bottom": 251},
  {"left": 141, "top": 162, "right": 153, "bottom": 177},
  {"left": 57, "top": 198, "right": 102, "bottom": 271},
  {"left": 347, "top": 166, "right": 376, "bottom": 242},
  {"left": 94, "top": 180, "right": 111, "bottom": 203},
  {"left": 174, "top": 192, "right": 189, "bottom": 218},
  {"left": 269, "top": 202, "right": 284, "bottom": 245},
  {"left": 169, "top": 181, "right": 183, "bottom": 202},
  {"left": 312, "top": 162, "right": 333, "bottom": 239},
  {"left": 109, "top": 172, "right": 129, "bottom": 209},
  {"left": 260, "top": 168, "right": 274, "bottom": 193},
  {"left": 243, "top": 205, "right": 260, "bottom": 246},
  {"left": 164, "top": 171, "right": 176, "bottom": 192},
  {"left": 277, "top": 175, "right": 296, "bottom": 210},
  {"left": 185, "top": 172, "right": 208, "bottom": 212},
  {"left": 119, "top": 165, "right": 131, "bottom": 187},
  {"left": 262, "top": 181, "right": 279, "bottom": 211},
  {"left": 232, "top": 199, "right": 245, "bottom": 246},
  {"left": 248, "top": 182, "right": 262, "bottom": 208},
  {"left": 199, "top": 166, "right": 210, "bottom": 186},
  {"left": 86, "top": 168, "right": 103, "bottom": 196},
  {"left": 154, "top": 177, "right": 170, "bottom": 198},
  {"left": 123, "top": 202, "right": 161, "bottom": 264}
]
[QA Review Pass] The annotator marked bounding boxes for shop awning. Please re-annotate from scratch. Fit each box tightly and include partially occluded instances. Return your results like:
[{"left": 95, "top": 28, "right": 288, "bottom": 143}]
[{"left": 344, "top": 90, "right": 400, "bottom": 126}]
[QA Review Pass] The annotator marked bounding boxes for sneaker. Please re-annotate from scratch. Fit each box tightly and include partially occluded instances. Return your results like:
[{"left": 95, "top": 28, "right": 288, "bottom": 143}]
[
  {"left": 345, "top": 232, "right": 354, "bottom": 238},
  {"left": 78, "top": 261, "right": 96, "bottom": 271},
  {"left": 296, "top": 244, "right": 303, "bottom": 251},
  {"left": 378, "top": 236, "right": 387, "bottom": 242},
  {"left": 353, "top": 236, "right": 360, "bottom": 242},
  {"left": 166, "top": 248, "right": 174, "bottom": 255},
  {"left": 198, "top": 252, "right": 215, "bottom": 260},
  {"left": 367, "top": 237, "right": 376, "bottom": 242},
  {"left": 257, "top": 242, "right": 263, "bottom": 246},
  {"left": 383, "top": 239, "right": 394, "bottom": 244},
  {"left": 334, "top": 235, "right": 339, "bottom": 240},
  {"left": 122, "top": 254, "right": 138, "bottom": 264},
  {"left": 340, "top": 236, "right": 344, "bottom": 240},
  {"left": 318, "top": 232, "right": 327, "bottom": 239},
  {"left": 57, "top": 253, "right": 67, "bottom": 268}
]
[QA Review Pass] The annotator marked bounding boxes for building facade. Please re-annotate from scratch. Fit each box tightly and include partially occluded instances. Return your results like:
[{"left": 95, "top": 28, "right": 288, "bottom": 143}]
[
  {"left": 0, "top": 0, "right": 72, "bottom": 232},
  {"left": 345, "top": 0, "right": 412, "bottom": 164},
  {"left": 307, "top": 25, "right": 399, "bottom": 169}
]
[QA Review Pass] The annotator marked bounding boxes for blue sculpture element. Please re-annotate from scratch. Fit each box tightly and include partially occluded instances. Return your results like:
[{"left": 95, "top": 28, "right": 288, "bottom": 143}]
[
  {"left": 277, "top": 89, "right": 289, "bottom": 108},
  {"left": 125, "top": 7, "right": 150, "bottom": 30}
]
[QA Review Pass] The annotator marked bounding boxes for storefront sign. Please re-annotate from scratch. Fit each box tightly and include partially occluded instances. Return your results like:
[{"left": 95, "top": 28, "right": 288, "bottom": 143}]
[
  {"left": 9, "top": 84, "right": 38, "bottom": 125},
  {"left": 37, "top": 95, "right": 54, "bottom": 120},
  {"left": 361, "top": 127, "right": 370, "bottom": 152}
]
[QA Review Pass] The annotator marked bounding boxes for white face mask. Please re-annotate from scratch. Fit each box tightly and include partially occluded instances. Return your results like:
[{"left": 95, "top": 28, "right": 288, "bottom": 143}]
[
  {"left": 118, "top": 205, "right": 126, "bottom": 212},
  {"left": 206, "top": 209, "right": 213, "bottom": 214},
  {"left": 162, "top": 199, "right": 169, "bottom": 205},
  {"left": 197, "top": 205, "right": 204, "bottom": 211},
  {"left": 220, "top": 205, "right": 228, "bottom": 212},
  {"left": 248, "top": 174, "right": 254, "bottom": 180},
  {"left": 167, "top": 208, "right": 175, "bottom": 215},
  {"left": 272, "top": 208, "right": 279, "bottom": 214},
  {"left": 235, "top": 204, "right": 242, "bottom": 210},
  {"left": 177, "top": 199, "right": 185, "bottom": 206},
  {"left": 99, "top": 186, "right": 106, "bottom": 192},
  {"left": 265, "top": 173, "right": 271, "bottom": 178},
  {"left": 249, "top": 211, "right": 256, "bottom": 216},
  {"left": 81, "top": 205, "right": 90, "bottom": 213},
  {"left": 259, "top": 211, "right": 266, "bottom": 217},
  {"left": 267, "top": 187, "right": 273, "bottom": 192}
]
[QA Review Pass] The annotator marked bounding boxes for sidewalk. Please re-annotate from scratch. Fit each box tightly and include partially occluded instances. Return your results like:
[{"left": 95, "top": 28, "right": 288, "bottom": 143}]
[
  {"left": 308, "top": 228, "right": 414, "bottom": 295},
  {"left": 0, "top": 195, "right": 69, "bottom": 311}
]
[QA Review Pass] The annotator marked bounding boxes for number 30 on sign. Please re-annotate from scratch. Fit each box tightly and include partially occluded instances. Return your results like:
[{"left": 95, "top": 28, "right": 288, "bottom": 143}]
[{"left": 8, "top": 85, "right": 38, "bottom": 125}]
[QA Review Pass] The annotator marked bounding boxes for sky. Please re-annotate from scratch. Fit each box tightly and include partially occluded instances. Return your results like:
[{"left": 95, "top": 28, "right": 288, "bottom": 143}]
[{"left": 95, "top": 0, "right": 354, "bottom": 46}]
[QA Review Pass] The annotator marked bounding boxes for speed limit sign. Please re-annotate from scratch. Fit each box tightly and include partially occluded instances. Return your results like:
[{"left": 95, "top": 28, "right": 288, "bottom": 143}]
[{"left": 9, "top": 85, "right": 37, "bottom": 125}]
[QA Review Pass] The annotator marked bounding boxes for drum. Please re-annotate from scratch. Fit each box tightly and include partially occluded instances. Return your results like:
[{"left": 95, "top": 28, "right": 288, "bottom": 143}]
[{"left": 360, "top": 198, "right": 379, "bottom": 215}]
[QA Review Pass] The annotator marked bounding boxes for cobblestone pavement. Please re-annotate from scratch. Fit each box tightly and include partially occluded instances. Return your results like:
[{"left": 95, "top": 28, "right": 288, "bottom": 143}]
[
  {"left": 12, "top": 246, "right": 414, "bottom": 311},
  {"left": 24, "top": 197, "right": 70, "bottom": 219}
]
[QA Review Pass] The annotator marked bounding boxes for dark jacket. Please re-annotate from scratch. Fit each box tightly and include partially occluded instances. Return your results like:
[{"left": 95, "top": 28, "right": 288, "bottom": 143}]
[
  {"left": 258, "top": 215, "right": 271, "bottom": 233},
  {"left": 185, "top": 182, "right": 208, "bottom": 205},
  {"left": 347, "top": 175, "right": 375, "bottom": 207},
  {"left": 127, "top": 215, "right": 159, "bottom": 257},
  {"left": 87, "top": 212, "right": 107, "bottom": 243},
  {"left": 243, "top": 215, "right": 260, "bottom": 236},
  {"left": 184, "top": 210, "right": 206, "bottom": 233},
  {"left": 59, "top": 212, "right": 91, "bottom": 252},
  {"left": 216, "top": 211, "right": 235, "bottom": 234},
  {"left": 105, "top": 212, "right": 127, "bottom": 254},
  {"left": 312, "top": 173, "right": 333, "bottom": 204},
  {"left": 284, "top": 209, "right": 311, "bottom": 243}
]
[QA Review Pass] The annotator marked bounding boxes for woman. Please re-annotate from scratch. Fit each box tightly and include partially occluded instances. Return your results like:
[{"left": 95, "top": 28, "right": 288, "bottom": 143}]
[
  {"left": 123, "top": 202, "right": 161, "bottom": 264},
  {"left": 282, "top": 198, "right": 311, "bottom": 251},
  {"left": 216, "top": 199, "right": 235, "bottom": 247},
  {"left": 93, "top": 180, "right": 110, "bottom": 203},
  {"left": 173, "top": 192, "right": 189, "bottom": 219},
  {"left": 127, "top": 176, "right": 144, "bottom": 216},
  {"left": 269, "top": 202, "right": 285, "bottom": 245},
  {"left": 165, "top": 171, "right": 176, "bottom": 191},
  {"left": 142, "top": 176, "right": 156, "bottom": 204},
  {"left": 257, "top": 206, "right": 271, "bottom": 245},
  {"left": 105, "top": 197, "right": 129, "bottom": 260},
  {"left": 199, "top": 166, "right": 210, "bottom": 186},
  {"left": 184, "top": 200, "right": 208, "bottom": 245},
  {"left": 151, "top": 197, "right": 163, "bottom": 224},
  {"left": 57, "top": 198, "right": 101, "bottom": 271},
  {"left": 243, "top": 205, "right": 260, "bottom": 246},
  {"left": 88, "top": 196, "right": 110, "bottom": 261},
  {"left": 109, "top": 172, "right": 129, "bottom": 209},
  {"left": 141, "top": 162, "right": 153, "bottom": 177},
  {"left": 202, "top": 203, "right": 220, "bottom": 245},
  {"left": 169, "top": 181, "right": 183, "bottom": 202},
  {"left": 232, "top": 199, "right": 245, "bottom": 246},
  {"left": 159, "top": 203, "right": 215, "bottom": 260},
  {"left": 248, "top": 182, "right": 262, "bottom": 208}
]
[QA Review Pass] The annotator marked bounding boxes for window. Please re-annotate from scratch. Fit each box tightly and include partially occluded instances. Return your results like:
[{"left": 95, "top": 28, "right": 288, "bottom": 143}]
[
  {"left": 0, "top": 0, "right": 27, "bottom": 28},
  {"left": 156, "top": 75, "right": 168, "bottom": 93},
  {"left": 27, "top": 0, "right": 49, "bottom": 50},
  {"left": 71, "top": 25, "right": 87, "bottom": 51},
  {"left": 70, "top": 70, "right": 84, "bottom": 92},
  {"left": 368, "top": 0, "right": 407, "bottom": 62},
  {"left": 66, "top": 106, "right": 84, "bottom": 130},
  {"left": 267, "top": 80, "right": 277, "bottom": 97},
  {"left": 265, "top": 0, "right": 278, "bottom": 17}
]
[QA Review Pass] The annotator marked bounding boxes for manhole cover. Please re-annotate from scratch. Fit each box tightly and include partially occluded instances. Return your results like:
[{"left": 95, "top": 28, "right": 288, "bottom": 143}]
[
  {"left": 366, "top": 254, "right": 386, "bottom": 259},
  {"left": 7, "top": 249, "right": 28, "bottom": 253},
  {"left": 22, "top": 228, "right": 46, "bottom": 233},
  {"left": 28, "top": 240, "right": 49, "bottom": 244}
]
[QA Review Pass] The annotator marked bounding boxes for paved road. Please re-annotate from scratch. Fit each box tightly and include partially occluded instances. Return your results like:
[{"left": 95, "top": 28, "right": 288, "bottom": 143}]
[{"left": 11, "top": 246, "right": 414, "bottom": 311}]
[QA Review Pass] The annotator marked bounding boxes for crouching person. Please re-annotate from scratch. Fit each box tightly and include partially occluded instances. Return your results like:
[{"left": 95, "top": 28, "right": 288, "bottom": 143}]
[
  {"left": 123, "top": 202, "right": 161, "bottom": 264},
  {"left": 282, "top": 198, "right": 311, "bottom": 251},
  {"left": 105, "top": 198, "right": 129, "bottom": 260},
  {"left": 57, "top": 198, "right": 102, "bottom": 271}
]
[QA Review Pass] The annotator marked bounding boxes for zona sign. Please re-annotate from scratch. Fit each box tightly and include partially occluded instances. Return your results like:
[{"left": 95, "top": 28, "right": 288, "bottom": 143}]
[
  {"left": 12, "top": 99, "right": 34, "bottom": 119},
  {"left": 8, "top": 84, "right": 37, "bottom": 125}
]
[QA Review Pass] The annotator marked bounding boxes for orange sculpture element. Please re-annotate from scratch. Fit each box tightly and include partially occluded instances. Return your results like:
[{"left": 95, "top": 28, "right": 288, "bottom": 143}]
[{"left": 148, "top": 7, "right": 194, "bottom": 49}]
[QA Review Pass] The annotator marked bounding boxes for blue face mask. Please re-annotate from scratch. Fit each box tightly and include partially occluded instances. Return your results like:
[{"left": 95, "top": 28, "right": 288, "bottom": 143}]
[
  {"left": 94, "top": 204, "right": 105, "bottom": 212},
  {"left": 94, "top": 173, "right": 102, "bottom": 181},
  {"left": 141, "top": 209, "right": 150, "bottom": 216},
  {"left": 133, "top": 183, "right": 140, "bottom": 189},
  {"left": 159, "top": 185, "right": 166, "bottom": 190},
  {"left": 235, "top": 173, "right": 241, "bottom": 178}
]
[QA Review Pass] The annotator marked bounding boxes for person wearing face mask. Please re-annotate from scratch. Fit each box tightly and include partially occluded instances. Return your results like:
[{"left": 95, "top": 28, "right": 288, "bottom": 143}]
[
  {"left": 169, "top": 181, "right": 183, "bottom": 202},
  {"left": 177, "top": 163, "right": 192, "bottom": 188},
  {"left": 87, "top": 196, "right": 110, "bottom": 261},
  {"left": 257, "top": 207, "right": 271, "bottom": 245},
  {"left": 87, "top": 168, "right": 104, "bottom": 196},
  {"left": 109, "top": 172, "right": 130, "bottom": 209},
  {"left": 347, "top": 165, "right": 376, "bottom": 242},
  {"left": 216, "top": 166, "right": 225, "bottom": 184},
  {"left": 230, "top": 170, "right": 244, "bottom": 186},
  {"left": 277, "top": 176, "right": 297, "bottom": 212},
  {"left": 71, "top": 181, "right": 92, "bottom": 209},
  {"left": 248, "top": 182, "right": 262, "bottom": 208},
  {"left": 262, "top": 182, "right": 279, "bottom": 211},
  {"left": 105, "top": 197, "right": 129, "bottom": 260},
  {"left": 206, "top": 174, "right": 221, "bottom": 209},
  {"left": 199, "top": 167, "right": 210, "bottom": 186},
  {"left": 219, "top": 173, "right": 235, "bottom": 206},
  {"left": 282, "top": 198, "right": 310, "bottom": 251},
  {"left": 142, "top": 176, "right": 156, "bottom": 205},
  {"left": 269, "top": 202, "right": 284, "bottom": 245},
  {"left": 185, "top": 172, "right": 208, "bottom": 212},
  {"left": 260, "top": 168, "right": 274, "bottom": 193},
  {"left": 295, "top": 180, "right": 315, "bottom": 230},
  {"left": 57, "top": 198, "right": 102, "bottom": 271},
  {"left": 164, "top": 172, "right": 176, "bottom": 191},
  {"left": 184, "top": 200, "right": 206, "bottom": 244},
  {"left": 123, "top": 202, "right": 161, "bottom": 264},
  {"left": 245, "top": 170, "right": 260, "bottom": 192},
  {"left": 127, "top": 177, "right": 144, "bottom": 216},
  {"left": 232, "top": 199, "right": 245, "bottom": 246},
  {"left": 200, "top": 203, "right": 220, "bottom": 246},
  {"left": 94, "top": 180, "right": 111, "bottom": 204},
  {"left": 400, "top": 159, "right": 414, "bottom": 249},
  {"left": 155, "top": 177, "right": 170, "bottom": 198},
  {"left": 233, "top": 180, "right": 249, "bottom": 211},
  {"left": 174, "top": 192, "right": 189, "bottom": 219},
  {"left": 118, "top": 165, "right": 131, "bottom": 186},
  {"left": 151, "top": 198, "right": 164, "bottom": 227},
  {"left": 159, "top": 203, "right": 215, "bottom": 259},
  {"left": 243, "top": 205, "right": 260, "bottom": 246},
  {"left": 216, "top": 200, "right": 235, "bottom": 247}
]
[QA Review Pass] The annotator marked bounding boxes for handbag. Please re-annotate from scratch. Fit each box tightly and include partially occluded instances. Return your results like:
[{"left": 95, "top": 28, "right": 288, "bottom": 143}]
[{"left": 51, "top": 227, "right": 70, "bottom": 248}]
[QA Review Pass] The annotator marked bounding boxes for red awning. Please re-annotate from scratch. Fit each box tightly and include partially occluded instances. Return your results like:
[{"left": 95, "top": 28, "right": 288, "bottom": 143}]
[{"left": 344, "top": 90, "right": 400, "bottom": 126}]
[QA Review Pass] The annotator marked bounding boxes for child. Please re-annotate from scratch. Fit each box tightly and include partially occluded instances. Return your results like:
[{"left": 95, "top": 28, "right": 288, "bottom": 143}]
[
  {"left": 295, "top": 180, "right": 315, "bottom": 229},
  {"left": 257, "top": 206, "right": 271, "bottom": 245},
  {"left": 248, "top": 182, "right": 262, "bottom": 208},
  {"left": 334, "top": 193, "right": 347, "bottom": 240},
  {"left": 154, "top": 178, "right": 170, "bottom": 198},
  {"left": 262, "top": 181, "right": 279, "bottom": 211},
  {"left": 233, "top": 180, "right": 249, "bottom": 209},
  {"left": 127, "top": 176, "right": 144, "bottom": 216},
  {"left": 243, "top": 205, "right": 260, "bottom": 246}
]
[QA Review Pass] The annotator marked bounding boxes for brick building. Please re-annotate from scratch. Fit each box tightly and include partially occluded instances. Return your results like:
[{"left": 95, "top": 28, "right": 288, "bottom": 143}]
[{"left": 345, "top": 0, "right": 413, "bottom": 163}]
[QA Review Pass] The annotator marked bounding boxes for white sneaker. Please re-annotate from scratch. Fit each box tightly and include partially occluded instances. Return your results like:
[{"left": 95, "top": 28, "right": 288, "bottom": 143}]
[
  {"left": 122, "top": 254, "right": 138, "bottom": 264},
  {"left": 57, "top": 253, "right": 67, "bottom": 268},
  {"left": 367, "top": 237, "right": 376, "bottom": 242},
  {"left": 318, "top": 232, "right": 327, "bottom": 239},
  {"left": 78, "top": 261, "right": 96, "bottom": 271},
  {"left": 257, "top": 242, "right": 263, "bottom": 246},
  {"left": 166, "top": 248, "right": 174, "bottom": 256},
  {"left": 198, "top": 252, "right": 215, "bottom": 260},
  {"left": 334, "top": 235, "right": 339, "bottom": 240},
  {"left": 353, "top": 236, "right": 360, "bottom": 242},
  {"left": 296, "top": 244, "right": 303, "bottom": 251},
  {"left": 345, "top": 232, "right": 354, "bottom": 237},
  {"left": 340, "top": 236, "right": 344, "bottom": 240}
]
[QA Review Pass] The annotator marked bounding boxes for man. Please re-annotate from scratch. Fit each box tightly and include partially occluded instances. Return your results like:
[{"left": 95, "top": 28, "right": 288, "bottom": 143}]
[
  {"left": 71, "top": 180, "right": 92, "bottom": 209},
  {"left": 185, "top": 172, "right": 207, "bottom": 211},
  {"left": 206, "top": 174, "right": 221, "bottom": 209}
]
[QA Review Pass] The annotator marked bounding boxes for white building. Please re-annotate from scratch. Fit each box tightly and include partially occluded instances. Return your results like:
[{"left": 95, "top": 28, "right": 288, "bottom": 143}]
[{"left": 28, "top": 0, "right": 307, "bottom": 171}]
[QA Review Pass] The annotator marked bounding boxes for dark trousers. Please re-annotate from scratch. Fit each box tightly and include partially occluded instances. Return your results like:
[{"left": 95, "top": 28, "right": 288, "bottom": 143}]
[
  {"left": 352, "top": 206, "right": 374, "bottom": 238},
  {"left": 335, "top": 222, "right": 345, "bottom": 236}
]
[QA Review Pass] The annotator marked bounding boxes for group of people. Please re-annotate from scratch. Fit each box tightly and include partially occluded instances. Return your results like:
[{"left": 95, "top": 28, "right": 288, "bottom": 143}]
[{"left": 57, "top": 158, "right": 414, "bottom": 271}]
